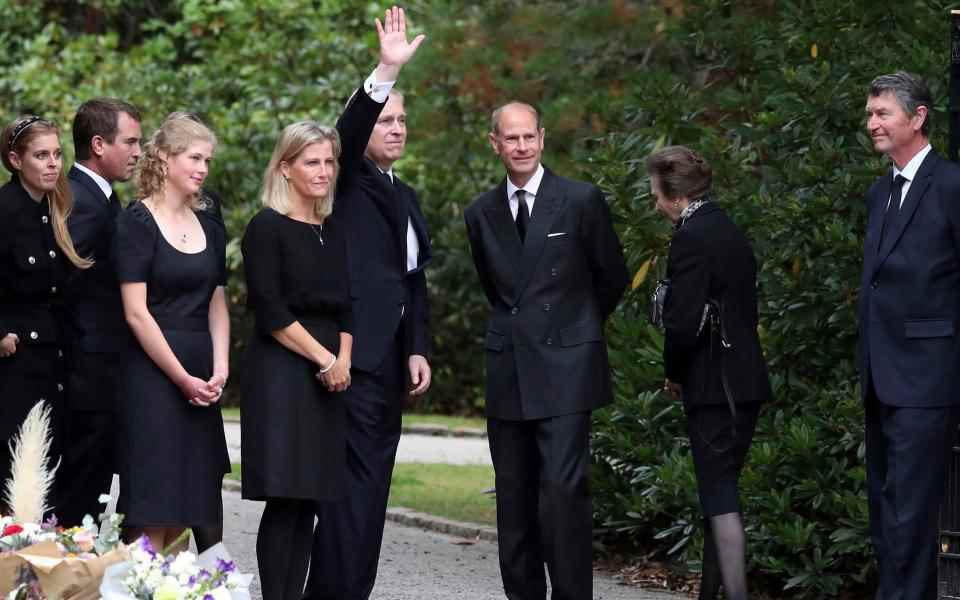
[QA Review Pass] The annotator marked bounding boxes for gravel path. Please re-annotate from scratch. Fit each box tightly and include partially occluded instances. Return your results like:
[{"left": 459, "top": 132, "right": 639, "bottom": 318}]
[{"left": 220, "top": 489, "right": 682, "bottom": 600}]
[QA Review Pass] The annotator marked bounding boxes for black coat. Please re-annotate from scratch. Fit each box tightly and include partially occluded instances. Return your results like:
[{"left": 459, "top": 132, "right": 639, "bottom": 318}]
[
  {"left": 464, "top": 168, "right": 629, "bottom": 420},
  {"left": 332, "top": 90, "right": 432, "bottom": 373},
  {"left": 65, "top": 166, "right": 126, "bottom": 358},
  {"left": 662, "top": 202, "right": 771, "bottom": 407},
  {"left": 859, "top": 150, "right": 960, "bottom": 407},
  {"left": 0, "top": 176, "right": 70, "bottom": 443}
]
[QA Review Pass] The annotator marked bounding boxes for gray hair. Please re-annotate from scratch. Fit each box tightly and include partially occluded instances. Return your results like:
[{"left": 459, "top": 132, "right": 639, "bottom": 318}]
[
  {"left": 490, "top": 101, "right": 541, "bottom": 135},
  {"left": 868, "top": 71, "right": 933, "bottom": 136}
]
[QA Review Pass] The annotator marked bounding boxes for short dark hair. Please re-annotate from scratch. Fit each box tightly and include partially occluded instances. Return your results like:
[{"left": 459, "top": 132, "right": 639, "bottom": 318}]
[
  {"left": 72, "top": 98, "right": 141, "bottom": 161},
  {"left": 645, "top": 145, "right": 712, "bottom": 200},
  {"left": 491, "top": 101, "right": 541, "bottom": 135},
  {"left": 868, "top": 71, "right": 933, "bottom": 136}
]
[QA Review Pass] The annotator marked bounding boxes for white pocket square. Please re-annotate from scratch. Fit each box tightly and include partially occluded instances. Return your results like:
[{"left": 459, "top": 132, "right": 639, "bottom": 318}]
[{"left": 547, "top": 232, "right": 567, "bottom": 238}]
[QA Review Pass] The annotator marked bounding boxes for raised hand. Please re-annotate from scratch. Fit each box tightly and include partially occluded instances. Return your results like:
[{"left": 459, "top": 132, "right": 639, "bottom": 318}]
[{"left": 376, "top": 5, "right": 425, "bottom": 68}]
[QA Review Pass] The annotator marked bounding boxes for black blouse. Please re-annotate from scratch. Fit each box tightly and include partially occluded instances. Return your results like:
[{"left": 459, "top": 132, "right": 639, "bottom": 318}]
[
  {"left": 113, "top": 201, "right": 227, "bottom": 323},
  {"left": 0, "top": 177, "right": 70, "bottom": 344},
  {"left": 241, "top": 208, "right": 352, "bottom": 335}
]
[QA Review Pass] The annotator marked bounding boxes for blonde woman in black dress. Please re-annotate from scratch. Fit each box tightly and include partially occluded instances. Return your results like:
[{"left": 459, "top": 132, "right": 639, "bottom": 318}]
[
  {"left": 114, "top": 114, "right": 230, "bottom": 552},
  {"left": 240, "top": 7, "right": 423, "bottom": 599}
]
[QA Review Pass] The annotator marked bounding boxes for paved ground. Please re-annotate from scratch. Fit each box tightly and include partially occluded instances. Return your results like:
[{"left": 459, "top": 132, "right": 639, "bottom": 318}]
[
  {"left": 220, "top": 489, "right": 682, "bottom": 600},
  {"left": 225, "top": 421, "right": 493, "bottom": 465}
]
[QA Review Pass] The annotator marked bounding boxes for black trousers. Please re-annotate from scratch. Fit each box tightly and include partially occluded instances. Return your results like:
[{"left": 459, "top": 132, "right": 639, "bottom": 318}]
[
  {"left": 865, "top": 383, "right": 959, "bottom": 600},
  {"left": 304, "top": 338, "right": 404, "bottom": 600},
  {"left": 488, "top": 412, "right": 593, "bottom": 600},
  {"left": 55, "top": 350, "right": 119, "bottom": 527}
]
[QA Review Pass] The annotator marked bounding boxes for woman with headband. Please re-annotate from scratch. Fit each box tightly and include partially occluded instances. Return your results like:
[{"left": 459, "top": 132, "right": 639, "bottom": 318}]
[{"left": 0, "top": 115, "right": 92, "bottom": 502}]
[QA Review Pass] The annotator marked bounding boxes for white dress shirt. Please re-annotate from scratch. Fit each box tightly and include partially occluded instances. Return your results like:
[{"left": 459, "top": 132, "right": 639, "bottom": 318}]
[
  {"left": 363, "top": 71, "right": 395, "bottom": 104},
  {"left": 889, "top": 143, "right": 932, "bottom": 209},
  {"left": 73, "top": 162, "right": 113, "bottom": 199},
  {"left": 506, "top": 163, "right": 545, "bottom": 220}
]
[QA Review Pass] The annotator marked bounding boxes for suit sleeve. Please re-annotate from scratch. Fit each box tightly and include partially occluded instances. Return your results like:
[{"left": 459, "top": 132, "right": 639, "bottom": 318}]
[
  {"left": 580, "top": 187, "right": 628, "bottom": 319},
  {"left": 662, "top": 228, "right": 709, "bottom": 382},
  {"left": 66, "top": 186, "right": 103, "bottom": 261},
  {"left": 335, "top": 87, "right": 386, "bottom": 177},
  {"left": 464, "top": 207, "right": 500, "bottom": 308}
]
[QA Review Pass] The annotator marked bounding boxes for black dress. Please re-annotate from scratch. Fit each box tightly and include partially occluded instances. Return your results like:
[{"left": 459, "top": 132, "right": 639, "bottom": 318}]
[
  {"left": 240, "top": 208, "right": 352, "bottom": 501},
  {"left": 0, "top": 177, "right": 70, "bottom": 494},
  {"left": 661, "top": 201, "right": 771, "bottom": 517},
  {"left": 113, "top": 201, "right": 230, "bottom": 527}
]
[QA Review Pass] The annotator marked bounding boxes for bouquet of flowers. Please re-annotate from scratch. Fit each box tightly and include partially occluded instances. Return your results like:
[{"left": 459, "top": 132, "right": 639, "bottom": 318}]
[{"left": 99, "top": 537, "right": 251, "bottom": 600}]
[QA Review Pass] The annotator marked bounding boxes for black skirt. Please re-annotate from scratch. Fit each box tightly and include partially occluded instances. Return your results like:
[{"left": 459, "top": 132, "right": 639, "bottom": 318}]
[
  {"left": 118, "top": 326, "right": 230, "bottom": 527},
  {"left": 685, "top": 402, "right": 760, "bottom": 517},
  {"left": 240, "top": 317, "right": 346, "bottom": 502}
]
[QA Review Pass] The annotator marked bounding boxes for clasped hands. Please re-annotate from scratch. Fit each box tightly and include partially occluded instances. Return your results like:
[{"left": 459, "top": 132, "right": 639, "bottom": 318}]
[
  {"left": 317, "top": 353, "right": 351, "bottom": 393},
  {"left": 178, "top": 372, "right": 227, "bottom": 407}
]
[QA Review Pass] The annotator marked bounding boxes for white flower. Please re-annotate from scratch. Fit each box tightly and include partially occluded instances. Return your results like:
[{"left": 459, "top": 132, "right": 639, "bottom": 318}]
[
  {"left": 169, "top": 550, "right": 197, "bottom": 576},
  {"left": 207, "top": 585, "right": 232, "bottom": 600}
]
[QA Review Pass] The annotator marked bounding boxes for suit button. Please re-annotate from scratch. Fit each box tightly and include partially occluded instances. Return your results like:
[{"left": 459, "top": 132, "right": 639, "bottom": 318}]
[
  {"left": 48, "top": 250, "right": 56, "bottom": 259},
  {"left": 551, "top": 268, "right": 558, "bottom": 277},
  {"left": 28, "top": 256, "right": 36, "bottom": 265},
  {"left": 510, "top": 307, "right": 519, "bottom": 315},
  {"left": 41, "top": 216, "right": 48, "bottom": 224},
  {"left": 57, "top": 350, "right": 63, "bottom": 358},
  {"left": 871, "top": 280, "right": 878, "bottom": 290},
  {"left": 29, "top": 331, "right": 38, "bottom": 340},
  {"left": 546, "top": 337, "right": 554, "bottom": 345},
  {"left": 50, "top": 286, "right": 57, "bottom": 294},
  {"left": 543, "top": 303, "right": 551, "bottom": 311},
  {"left": 57, "top": 383, "right": 63, "bottom": 392}
]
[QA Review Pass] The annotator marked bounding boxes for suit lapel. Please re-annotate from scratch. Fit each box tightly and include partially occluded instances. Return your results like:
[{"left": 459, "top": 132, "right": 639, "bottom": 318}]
[
  {"left": 864, "top": 174, "right": 891, "bottom": 273},
  {"left": 362, "top": 158, "right": 406, "bottom": 262},
  {"left": 874, "top": 152, "right": 937, "bottom": 271},
  {"left": 69, "top": 166, "right": 111, "bottom": 204},
  {"left": 515, "top": 170, "right": 561, "bottom": 300}
]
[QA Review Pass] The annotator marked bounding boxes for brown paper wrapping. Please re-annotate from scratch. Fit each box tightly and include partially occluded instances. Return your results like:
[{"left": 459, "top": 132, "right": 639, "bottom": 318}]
[{"left": 0, "top": 540, "right": 129, "bottom": 598}]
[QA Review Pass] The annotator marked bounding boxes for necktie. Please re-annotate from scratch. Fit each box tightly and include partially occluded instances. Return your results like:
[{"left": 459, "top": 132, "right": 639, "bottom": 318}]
[
  {"left": 880, "top": 174, "right": 907, "bottom": 247},
  {"left": 515, "top": 189, "right": 529, "bottom": 242}
]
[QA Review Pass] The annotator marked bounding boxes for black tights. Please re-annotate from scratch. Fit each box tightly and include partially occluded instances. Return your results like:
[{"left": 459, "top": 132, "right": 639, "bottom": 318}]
[
  {"left": 193, "top": 525, "right": 223, "bottom": 553},
  {"left": 257, "top": 498, "right": 316, "bottom": 600},
  {"left": 699, "top": 512, "right": 747, "bottom": 600}
]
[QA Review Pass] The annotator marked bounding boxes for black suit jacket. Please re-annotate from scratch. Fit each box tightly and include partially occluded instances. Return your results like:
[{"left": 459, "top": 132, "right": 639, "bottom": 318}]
[
  {"left": 332, "top": 90, "right": 432, "bottom": 373},
  {"left": 464, "top": 168, "right": 628, "bottom": 420},
  {"left": 859, "top": 150, "right": 960, "bottom": 407},
  {"left": 662, "top": 202, "right": 771, "bottom": 407},
  {"left": 65, "top": 166, "right": 127, "bottom": 355}
]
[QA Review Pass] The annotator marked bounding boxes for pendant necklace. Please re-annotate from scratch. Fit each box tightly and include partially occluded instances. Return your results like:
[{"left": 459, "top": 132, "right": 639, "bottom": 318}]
[
  {"left": 310, "top": 221, "right": 324, "bottom": 246},
  {"left": 180, "top": 232, "right": 188, "bottom": 244}
]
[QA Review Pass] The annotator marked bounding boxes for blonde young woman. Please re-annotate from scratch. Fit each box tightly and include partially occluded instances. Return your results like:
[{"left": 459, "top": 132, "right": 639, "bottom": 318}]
[
  {"left": 114, "top": 114, "right": 230, "bottom": 552},
  {"left": 0, "top": 116, "right": 91, "bottom": 502},
  {"left": 239, "top": 7, "right": 423, "bottom": 599}
]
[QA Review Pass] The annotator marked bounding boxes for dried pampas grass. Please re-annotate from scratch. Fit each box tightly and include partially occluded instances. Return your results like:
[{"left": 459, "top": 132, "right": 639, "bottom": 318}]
[{"left": 4, "top": 401, "right": 59, "bottom": 523}]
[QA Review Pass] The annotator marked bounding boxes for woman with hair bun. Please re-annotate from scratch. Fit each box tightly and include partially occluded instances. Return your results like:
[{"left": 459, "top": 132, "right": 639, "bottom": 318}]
[
  {"left": 0, "top": 115, "right": 91, "bottom": 503},
  {"left": 114, "top": 113, "right": 230, "bottom": 552}
]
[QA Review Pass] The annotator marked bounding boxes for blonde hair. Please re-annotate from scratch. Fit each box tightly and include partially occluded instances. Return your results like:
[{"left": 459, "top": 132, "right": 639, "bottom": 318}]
[
  {"left": 261, "top": 121, "right": 341, "bottom": 219},
  {"left": 136, "top": 113, "right": 217, "bottom": 209},
  {"left": 2, "top": 116, "right": 91, "bottom": 269}
]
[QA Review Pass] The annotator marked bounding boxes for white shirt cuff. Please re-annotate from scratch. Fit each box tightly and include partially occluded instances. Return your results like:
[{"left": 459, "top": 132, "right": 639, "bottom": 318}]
[{"left": 364, "top": 71, "right": 395, "bottom": 104}]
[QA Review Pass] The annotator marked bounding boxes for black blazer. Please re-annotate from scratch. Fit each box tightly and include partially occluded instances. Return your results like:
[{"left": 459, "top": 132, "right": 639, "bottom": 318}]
[
  {"left": 332, "top": 90, "right": 432, "bottom": 373},
  {"left": 859, "top": 150, "right": 960, "bottom": 407},
  {"left": 662, "top": 202, "right": 771, "bottom": 408},
  {"left": 65, "top": 166, "right": 126, "bottom": 353},
  {"left": 464, "top": 168, "right": 628, "bottom": 420}
]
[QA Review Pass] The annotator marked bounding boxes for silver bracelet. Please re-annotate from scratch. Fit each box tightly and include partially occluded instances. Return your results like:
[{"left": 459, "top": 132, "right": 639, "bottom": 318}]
[{"left": 318, "top": 356, "right": 337, "bottom": 374}]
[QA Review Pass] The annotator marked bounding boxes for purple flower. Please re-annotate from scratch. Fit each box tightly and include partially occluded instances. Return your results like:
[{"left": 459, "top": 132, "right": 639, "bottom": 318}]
[
  {"left": 198, "top": 568, "right": 211, "bottom": 580},
  {"left": 137, "top": 535, "right": 157, "bottom": 557},
  {"left": 204, "top": 595, "right": 214, "bottom": 600},
  {"left": 188, "top": 575, "right": 197, "bottom": 586},
  {"left": 216, "top": 558, "right": 236, "bottom": 573}
]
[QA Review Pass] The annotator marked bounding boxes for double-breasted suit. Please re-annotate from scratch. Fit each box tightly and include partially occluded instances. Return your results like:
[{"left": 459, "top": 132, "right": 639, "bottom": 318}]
[
  {"left": 464, "top": 166, "right": 628, "bottom": 600},
  {"left": 58, "top": 165, "right": 125, "bottom": 526},
  {"left": 858, "top": 148, "right": 960, "bottom": 600},
  {"left": 306, "top": 88, "right": 432, "bottom": 600}
]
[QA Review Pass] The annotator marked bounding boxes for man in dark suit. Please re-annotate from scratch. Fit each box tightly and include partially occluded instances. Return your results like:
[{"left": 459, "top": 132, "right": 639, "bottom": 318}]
[
  {"left": 860, "top": 71, "right": 960, "bottom": 600},
  {"left": 463, "top": 102, "right": 628, "bottom": 600},
  {"left": 58, "top": 98, "right": 141, "bottom": 527},
  {"left": 305, "top": 26, "right": 431, "bottom": 598}
]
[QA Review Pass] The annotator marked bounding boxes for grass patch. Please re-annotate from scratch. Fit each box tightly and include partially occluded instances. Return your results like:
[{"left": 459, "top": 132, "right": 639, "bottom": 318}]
[
  {"left": 388, "top": 463, "right": 496, "bottom": 526},
  {"left": 227, "top": 462, "right": 241, "bottom": 481},
  {"left": 222, "top": 407, "right": 240, "bottom": 420},
  {"left": 402, "top": 413, "right": 486, "bottom": 431}
]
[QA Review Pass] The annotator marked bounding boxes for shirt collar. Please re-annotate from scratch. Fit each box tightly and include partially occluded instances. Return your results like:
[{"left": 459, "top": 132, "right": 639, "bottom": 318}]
[
  {"left": 506, "top": 163, "right": 545, "bottom": 200},
  {"left": 74, "top": 162, "right": 114, "bottom": 199},
  {"left": 893, "top": 143, "right": 932, "bottom": 182},
  {"left": 376, "top": 166, "right": 394, "bottom": 182}
]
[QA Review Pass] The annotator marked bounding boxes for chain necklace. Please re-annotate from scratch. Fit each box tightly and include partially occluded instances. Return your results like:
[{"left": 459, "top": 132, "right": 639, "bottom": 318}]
[{"left": 310, "top": 221, "right": 324, "bottom": 246}]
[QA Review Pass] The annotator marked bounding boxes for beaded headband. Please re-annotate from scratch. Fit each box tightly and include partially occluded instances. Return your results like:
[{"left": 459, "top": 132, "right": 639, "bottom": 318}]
[{"left": 8, "top": 116, "right": 43, "bottom": 151}]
